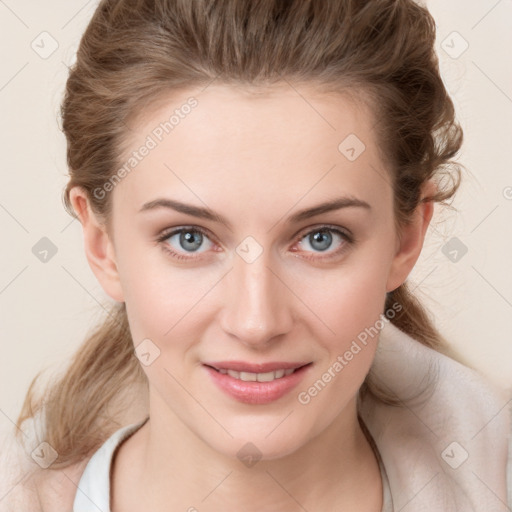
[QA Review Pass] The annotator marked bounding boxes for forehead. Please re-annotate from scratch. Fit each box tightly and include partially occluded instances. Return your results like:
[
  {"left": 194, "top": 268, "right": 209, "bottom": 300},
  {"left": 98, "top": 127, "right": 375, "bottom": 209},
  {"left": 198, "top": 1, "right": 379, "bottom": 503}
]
[
  {"left": 112, "top": 83, "right": 391, "bottom": 221},
  {"left": 130, "top": 81, "right": 376, "bottom": 148}
]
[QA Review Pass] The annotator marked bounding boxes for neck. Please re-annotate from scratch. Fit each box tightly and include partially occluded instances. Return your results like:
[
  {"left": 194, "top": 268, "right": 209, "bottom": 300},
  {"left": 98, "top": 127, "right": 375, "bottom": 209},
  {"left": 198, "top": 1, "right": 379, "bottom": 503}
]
[{"left": 113, "top": 392, "right": 382, "bottom": 511}]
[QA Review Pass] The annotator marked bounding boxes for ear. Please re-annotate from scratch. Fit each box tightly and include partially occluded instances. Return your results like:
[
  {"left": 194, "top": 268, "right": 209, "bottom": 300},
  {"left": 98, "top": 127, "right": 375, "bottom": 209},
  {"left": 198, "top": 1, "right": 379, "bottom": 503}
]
[
  {"left": 69, "top": 187, "right": 125, "bottom": 302},
  {"left": 386, "top": 180, "right": 437, "bottom": 293}
]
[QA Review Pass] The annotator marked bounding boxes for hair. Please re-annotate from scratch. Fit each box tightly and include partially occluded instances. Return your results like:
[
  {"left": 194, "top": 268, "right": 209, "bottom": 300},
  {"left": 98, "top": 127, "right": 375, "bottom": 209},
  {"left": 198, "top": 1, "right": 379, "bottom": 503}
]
[{"left": 16, "top": 0, "right": 463, "bottom": 477}]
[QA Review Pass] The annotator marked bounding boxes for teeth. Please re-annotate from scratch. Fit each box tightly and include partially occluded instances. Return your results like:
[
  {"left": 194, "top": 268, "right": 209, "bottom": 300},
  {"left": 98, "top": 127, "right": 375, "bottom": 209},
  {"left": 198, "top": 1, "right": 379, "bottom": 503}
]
[
  {"left": 239, "top": 371, "right": 257, "bottom": 382},
  {"left": 222, "top": 368, "right": 296, "bottom": 382}
]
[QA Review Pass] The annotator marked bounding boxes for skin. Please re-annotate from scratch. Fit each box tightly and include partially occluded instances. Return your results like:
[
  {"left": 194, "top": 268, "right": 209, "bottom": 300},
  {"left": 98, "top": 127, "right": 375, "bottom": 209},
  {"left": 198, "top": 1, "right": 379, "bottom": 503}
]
[{"left": 69, "top": 82, "right": 435, "bottom": 511}]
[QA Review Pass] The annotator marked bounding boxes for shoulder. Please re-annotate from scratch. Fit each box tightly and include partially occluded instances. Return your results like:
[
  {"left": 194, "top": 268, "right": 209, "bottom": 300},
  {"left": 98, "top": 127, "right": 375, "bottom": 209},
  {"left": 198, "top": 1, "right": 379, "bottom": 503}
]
[
  {"left": 0, "top": 458, "right": 90, "bottom": 512},
  {"left": 33, "top": 460, "right": 89, "bottom": 512},
  {"left": 0, "top": 425, "right": 39, "bottom": 512},
  {"left": 0, "top": 427, "right": 90, "bottom": 512},
  {"left": 363, "top": 323, "right": 512, "bottom": 509}
]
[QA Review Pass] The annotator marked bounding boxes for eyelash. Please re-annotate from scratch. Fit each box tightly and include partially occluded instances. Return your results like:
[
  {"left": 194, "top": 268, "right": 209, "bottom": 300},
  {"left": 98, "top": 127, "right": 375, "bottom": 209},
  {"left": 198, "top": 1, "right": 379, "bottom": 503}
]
[{"left": 155, "top": 225, "right": 354, "bottom": 262}]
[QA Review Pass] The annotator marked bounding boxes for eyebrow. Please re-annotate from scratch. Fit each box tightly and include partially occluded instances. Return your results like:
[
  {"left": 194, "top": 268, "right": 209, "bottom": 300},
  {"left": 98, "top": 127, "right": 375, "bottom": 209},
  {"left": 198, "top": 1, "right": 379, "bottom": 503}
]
[{"left": 138, "top": 195, "right": 371, "bottom": 228}]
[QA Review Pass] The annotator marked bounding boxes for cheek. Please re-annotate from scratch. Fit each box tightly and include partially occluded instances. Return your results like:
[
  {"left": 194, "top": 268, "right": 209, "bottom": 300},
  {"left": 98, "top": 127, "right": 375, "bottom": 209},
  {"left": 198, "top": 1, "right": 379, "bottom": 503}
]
[
  {"left": 293, "top": 259, "right": 390, "bottom": 342},
  {"left": 293, "top": 268, "right": 388, "bottom": 420},
  {"left": 288, "top": 254, "right": 390, "bottom": 404},
  {"left": 121, "top": 258, "right": 217, "bottom": 350}
]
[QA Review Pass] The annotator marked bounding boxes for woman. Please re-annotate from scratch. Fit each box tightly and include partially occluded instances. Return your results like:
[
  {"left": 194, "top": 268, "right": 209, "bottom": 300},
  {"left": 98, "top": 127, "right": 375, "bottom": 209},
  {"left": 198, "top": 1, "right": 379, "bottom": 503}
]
[{"left": 1, "top": 0, "right": 510, "bottom": 510}]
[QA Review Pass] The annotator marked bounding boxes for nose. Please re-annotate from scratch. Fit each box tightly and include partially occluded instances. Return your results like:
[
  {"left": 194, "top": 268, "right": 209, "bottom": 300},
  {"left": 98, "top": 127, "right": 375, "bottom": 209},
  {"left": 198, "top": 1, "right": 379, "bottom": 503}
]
[{"left": 219, "top": 250, "right": 293, "bottom": 350}]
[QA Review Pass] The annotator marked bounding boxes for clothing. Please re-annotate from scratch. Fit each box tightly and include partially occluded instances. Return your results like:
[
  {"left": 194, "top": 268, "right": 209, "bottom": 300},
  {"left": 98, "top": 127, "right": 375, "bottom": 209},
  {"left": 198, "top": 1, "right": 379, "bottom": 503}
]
[
  {"left": 70, "top": 322, "right": 510, "bottom": 511},
  {"left": 1, "top": 321, "right": 510, "bottom": 511},
  {"left": 71, "top": 417, "right": 393, "bottom": 511},
  {"left": 358, "top": 322, "right": 511, "bottom": 511},
  {"left": 72, "top": 418, "right": 147, "bottom": 512},
  {"left": 71, "top": 419, "right": 393, "bottom": 511}
]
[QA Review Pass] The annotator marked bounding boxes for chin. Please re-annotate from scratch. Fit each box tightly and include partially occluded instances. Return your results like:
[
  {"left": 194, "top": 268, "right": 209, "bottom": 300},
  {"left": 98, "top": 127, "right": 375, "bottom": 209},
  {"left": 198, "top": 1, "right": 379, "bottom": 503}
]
[{"left": 199, "top": 419, "right": 312, "bottom": 464}]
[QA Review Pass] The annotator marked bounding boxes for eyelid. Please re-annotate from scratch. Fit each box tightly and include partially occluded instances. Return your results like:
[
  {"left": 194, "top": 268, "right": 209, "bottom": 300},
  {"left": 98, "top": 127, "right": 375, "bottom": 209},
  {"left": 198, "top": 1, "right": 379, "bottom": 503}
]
[
  {"left": 294, "top": 223, "right": 353, "bottom": 242},
  {"left": 156, "top": 225, "right": 214, "bottom": 243}
]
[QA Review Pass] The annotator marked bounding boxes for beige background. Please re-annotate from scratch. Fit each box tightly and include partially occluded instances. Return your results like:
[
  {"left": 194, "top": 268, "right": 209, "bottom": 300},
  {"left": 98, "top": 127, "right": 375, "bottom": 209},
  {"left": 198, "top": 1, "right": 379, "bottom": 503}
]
[{"left": 1, "top": 0, "right": 511, "bottom": 441}]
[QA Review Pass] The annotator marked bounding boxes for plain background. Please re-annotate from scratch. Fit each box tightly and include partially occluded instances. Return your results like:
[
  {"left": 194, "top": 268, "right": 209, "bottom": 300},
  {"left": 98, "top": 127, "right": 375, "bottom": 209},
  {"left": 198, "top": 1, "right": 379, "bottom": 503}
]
[{"left": 0, "top": 0, "right": 511, "bottom": 442}]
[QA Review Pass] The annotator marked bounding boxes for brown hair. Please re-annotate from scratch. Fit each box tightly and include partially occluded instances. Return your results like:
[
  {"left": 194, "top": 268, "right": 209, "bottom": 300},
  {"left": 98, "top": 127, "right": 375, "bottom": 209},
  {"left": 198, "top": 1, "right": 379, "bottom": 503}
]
[{"left": 16, "top": 0, "right": 462, "bottom": 475}]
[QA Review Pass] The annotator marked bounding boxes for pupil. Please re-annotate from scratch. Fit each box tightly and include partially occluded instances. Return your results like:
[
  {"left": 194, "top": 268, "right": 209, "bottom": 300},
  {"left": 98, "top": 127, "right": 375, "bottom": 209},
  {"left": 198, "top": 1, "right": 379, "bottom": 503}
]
[
  {"left": 311, "top": 231, "right": 332, "bottom": 251},
  {"left": 181, "top": 231, "right": 202, "bottom": 251}
]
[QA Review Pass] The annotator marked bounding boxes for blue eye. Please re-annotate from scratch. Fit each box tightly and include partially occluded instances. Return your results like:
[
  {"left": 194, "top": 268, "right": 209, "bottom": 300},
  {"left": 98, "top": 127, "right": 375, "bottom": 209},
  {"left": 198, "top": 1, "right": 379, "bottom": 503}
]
[
  {"left": 294, "top": 227, "right": 352, "bottom": 261},
  {"left": 302, "top": 229, "right": 338, "bottom": 252},
  {"left": 170, "top": 230, "right": 205, "bottom": 252},
  {"left": 157, "top": 227, "right": 213, "bottom": 260},
  {"left": 156, "top": 225, "right": 353, "bottom": 262}
]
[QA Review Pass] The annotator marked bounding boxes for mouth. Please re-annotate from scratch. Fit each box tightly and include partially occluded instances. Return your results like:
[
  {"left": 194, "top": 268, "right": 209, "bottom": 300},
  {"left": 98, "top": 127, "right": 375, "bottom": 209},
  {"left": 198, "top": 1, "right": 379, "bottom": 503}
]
[
  {"left": 204, "top": 364, "right": 310, "bottom": 382},
  {"left": 202, "top": 361, "right": 313, "bottom": 404}
]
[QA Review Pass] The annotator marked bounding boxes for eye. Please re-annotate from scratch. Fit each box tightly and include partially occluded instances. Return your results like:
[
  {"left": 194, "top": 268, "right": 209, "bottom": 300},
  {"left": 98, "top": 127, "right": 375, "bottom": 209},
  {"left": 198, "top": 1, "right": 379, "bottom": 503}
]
[
  {"left": 292, "top": 225, "right": 353, "bottom": 261},
  {"left": 156, "top": 226, "right": 215, "bottom": 261},
  {"left": 156, "top": 224, "right": 354, "bottom": 262}
]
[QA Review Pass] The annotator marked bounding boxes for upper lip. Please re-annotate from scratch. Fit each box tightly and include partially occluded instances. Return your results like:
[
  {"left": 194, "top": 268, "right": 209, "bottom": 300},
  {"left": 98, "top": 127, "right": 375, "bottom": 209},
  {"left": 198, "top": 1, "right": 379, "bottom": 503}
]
[{"left": 204, "top": 361, "right": 312, "bottom": 373}]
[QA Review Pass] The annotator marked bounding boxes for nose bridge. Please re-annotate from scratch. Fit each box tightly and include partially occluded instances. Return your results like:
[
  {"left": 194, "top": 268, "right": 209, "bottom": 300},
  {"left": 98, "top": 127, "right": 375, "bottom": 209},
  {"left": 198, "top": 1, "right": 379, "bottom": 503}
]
[{"left": 220, "top": 247, "right": 292, "bottom": 347}]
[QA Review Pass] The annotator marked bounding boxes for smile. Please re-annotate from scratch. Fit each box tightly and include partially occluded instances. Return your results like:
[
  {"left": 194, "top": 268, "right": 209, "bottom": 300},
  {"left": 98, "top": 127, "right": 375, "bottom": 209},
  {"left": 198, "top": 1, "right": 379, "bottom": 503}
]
[
  {"left": 216, "top": 368, "right": 296, "bottom": 382},
  {"left": 203, "top": 362, "right": 313, "bottom": 404}
]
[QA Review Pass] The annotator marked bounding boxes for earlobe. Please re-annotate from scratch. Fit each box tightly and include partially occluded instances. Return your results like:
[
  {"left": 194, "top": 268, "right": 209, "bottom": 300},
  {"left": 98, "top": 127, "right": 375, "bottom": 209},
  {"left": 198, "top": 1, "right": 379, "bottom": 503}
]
[
  {"left": 386, "top": 180, "right": 436, "bottom": 293},
  {"left": 69, "top": 187, "right": 125, "bottom": 303}
]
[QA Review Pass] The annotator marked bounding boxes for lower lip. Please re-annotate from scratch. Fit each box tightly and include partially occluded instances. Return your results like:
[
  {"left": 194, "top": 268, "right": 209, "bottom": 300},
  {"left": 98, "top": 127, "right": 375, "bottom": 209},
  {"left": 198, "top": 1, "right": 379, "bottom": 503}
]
[{"left": 203, "top": 364, "right": 312, "bottom": 405}]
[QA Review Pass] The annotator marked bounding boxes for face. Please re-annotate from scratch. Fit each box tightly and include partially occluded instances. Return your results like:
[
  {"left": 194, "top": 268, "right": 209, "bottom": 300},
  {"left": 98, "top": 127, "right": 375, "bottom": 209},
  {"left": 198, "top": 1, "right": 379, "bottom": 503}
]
[{"left": 75, "top": 83, "right": 427, "bottom": 461}]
